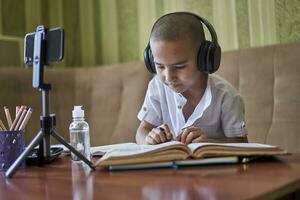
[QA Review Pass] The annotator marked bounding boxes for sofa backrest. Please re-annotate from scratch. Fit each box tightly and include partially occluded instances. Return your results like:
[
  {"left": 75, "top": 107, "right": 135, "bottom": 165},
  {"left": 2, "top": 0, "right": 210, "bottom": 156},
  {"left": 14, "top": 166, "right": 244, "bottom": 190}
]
[
  {"left": 0, "top": 63, "right": 151, "bottom": 146},
  {"left": 0, "top": 36, "right": 23, "bottom": 67},
  {"left": 217, "top": 42, "right": 300, "bottom": 152}
]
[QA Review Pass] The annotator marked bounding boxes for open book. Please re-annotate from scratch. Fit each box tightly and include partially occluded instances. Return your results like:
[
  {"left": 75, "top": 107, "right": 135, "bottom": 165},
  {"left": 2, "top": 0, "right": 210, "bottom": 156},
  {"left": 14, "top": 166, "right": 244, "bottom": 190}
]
[{"left": 93, "top": 141, "right": 286, "bottom": 167}]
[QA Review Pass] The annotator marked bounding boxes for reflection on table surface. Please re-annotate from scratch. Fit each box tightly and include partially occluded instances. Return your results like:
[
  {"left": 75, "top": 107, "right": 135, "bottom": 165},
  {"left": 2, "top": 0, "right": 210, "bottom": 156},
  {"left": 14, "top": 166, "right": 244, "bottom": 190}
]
[{"left": 1, "top": 154, "right": 300, "bottom": 200}]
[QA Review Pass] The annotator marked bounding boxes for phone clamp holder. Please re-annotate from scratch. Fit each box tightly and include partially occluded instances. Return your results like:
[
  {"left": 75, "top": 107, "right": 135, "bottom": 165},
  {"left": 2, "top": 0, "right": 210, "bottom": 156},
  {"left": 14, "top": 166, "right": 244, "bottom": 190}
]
[{"left": 6, "top": 25, "right": 95, "bottom": 178}]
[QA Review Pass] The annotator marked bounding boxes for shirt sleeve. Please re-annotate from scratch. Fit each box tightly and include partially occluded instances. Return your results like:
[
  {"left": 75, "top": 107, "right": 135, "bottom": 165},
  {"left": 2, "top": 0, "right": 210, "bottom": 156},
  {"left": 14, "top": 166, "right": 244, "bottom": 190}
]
[
  {"left": 221, "top": 94, "right": 248, "bottom": 137},
  {"left": 137, "top": 78, "right": 162, "bottom": 126}
]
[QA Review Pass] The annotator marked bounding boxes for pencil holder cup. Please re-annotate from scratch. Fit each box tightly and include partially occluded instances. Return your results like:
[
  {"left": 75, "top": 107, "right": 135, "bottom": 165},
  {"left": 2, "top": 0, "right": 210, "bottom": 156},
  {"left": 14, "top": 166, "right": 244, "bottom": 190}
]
[{"left": 0, "top": 130, "right": 25, "bottom": 171}]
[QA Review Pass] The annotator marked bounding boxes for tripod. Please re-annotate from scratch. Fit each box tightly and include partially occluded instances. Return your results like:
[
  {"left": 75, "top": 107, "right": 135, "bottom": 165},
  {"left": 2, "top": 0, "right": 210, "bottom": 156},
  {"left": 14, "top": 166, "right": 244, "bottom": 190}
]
[{"left": 6, "top": 26, "right": 94, "bottom": 178}]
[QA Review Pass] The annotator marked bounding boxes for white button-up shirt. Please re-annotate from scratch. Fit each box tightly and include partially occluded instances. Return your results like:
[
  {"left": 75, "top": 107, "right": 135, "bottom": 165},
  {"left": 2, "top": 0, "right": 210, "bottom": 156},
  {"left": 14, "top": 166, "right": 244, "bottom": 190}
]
[{"left": 137, "top": 74, "right": 247, "bottom": 139}]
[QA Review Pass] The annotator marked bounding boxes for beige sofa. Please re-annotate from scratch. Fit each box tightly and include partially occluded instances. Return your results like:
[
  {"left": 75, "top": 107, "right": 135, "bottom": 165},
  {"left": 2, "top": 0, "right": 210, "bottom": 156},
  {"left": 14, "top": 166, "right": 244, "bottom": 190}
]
[{"left": 0, "top": 42, "right": 299, "bottom": 152}]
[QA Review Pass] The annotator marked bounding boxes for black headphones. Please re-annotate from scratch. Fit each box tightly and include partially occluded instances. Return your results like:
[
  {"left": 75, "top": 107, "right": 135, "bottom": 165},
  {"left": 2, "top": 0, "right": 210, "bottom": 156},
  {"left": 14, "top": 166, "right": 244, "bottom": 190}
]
[{"left": 143, "top": 12, "right": 221, "bottom": 74}]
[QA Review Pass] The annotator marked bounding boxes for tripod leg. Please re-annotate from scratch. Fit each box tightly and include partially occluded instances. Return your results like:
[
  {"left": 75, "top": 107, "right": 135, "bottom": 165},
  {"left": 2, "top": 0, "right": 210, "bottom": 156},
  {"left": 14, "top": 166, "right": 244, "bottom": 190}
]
[
  {"left": 6, "top": 130, "right": 44, "bottom": 178},
  {"left": 51, "top": 130, "right": 95, "bottom": 169}
]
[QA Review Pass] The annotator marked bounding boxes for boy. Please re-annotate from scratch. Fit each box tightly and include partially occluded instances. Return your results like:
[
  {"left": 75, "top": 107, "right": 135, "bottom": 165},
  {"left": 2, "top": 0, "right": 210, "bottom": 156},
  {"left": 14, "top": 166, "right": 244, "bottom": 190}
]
[{"left": 136, "top": 12, "right": 248, "bottom": 145}]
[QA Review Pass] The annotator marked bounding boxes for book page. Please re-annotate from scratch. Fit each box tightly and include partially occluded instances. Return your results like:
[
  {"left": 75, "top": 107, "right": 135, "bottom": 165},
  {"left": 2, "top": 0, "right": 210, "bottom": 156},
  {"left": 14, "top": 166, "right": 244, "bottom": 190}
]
[
  {"left": 91, "top": 142, "right": 137, "bottom": 156},
  {"left": 186, "top": 142, "right": 286, "bottom": 159},
  {"left": 187, "top": 142, "right": 279, "bottom": 152},
  {"left": 101, "top": 141, "right": 184, "bottom": 157}
]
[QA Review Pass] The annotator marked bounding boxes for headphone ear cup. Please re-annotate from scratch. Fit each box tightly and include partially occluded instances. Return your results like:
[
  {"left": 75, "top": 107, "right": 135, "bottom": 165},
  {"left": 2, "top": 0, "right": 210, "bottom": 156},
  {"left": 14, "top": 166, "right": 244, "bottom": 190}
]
[
  {"left": 198, "top": 41, "right": 210, "bottom": 72},
  {"left": 206, "top": 43, "right": 221, "bottom": 73},
  {"left": 143, "top": 44, "right": 156, "bottom": 74}
]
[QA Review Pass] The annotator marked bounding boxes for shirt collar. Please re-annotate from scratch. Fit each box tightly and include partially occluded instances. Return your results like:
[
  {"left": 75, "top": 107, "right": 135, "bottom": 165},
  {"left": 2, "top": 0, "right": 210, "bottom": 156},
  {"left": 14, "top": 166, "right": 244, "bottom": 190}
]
[{"left": 182, "top": 76, "right": 212, "bottom": 128}]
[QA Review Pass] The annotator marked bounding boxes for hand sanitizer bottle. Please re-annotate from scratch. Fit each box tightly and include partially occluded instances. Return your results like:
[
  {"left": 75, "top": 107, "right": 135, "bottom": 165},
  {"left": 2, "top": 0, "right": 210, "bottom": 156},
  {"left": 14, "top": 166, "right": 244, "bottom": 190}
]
[{"left": 69, "top": 106, "right": 91, "bottom": 161}]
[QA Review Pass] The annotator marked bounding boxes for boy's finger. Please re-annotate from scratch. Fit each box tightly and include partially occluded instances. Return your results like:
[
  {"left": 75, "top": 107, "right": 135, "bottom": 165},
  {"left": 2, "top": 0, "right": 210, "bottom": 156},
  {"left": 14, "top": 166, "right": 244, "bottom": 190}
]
[
  {"left": 146, "top": 135, "right": 156, "bottom": 145},
  {"left": 149, "top": 131, "right": 161, "bottom": 144},
  {"left": 185, "top": 131, "right": 199, "bottom": 144},
  {"left": 161, "top": 125, "right": 173, "bottom": 140},
  {"left": 175, "top": 133, "right": 181, "bottom": 141},
  {"left": 180, "top": 129, "right": 189, "bottom": 143},
  {"left": 165, "top": 132, "right": 172, "bottom": 140},
  {"left": 191, "top": 137, "right": 202, "bottom": 143},
  {"left": 158, "top": 131, "right": 167, "bottom": 142},
  {"left": 192, "top": 134, "right": 208, "bottom": 143}
]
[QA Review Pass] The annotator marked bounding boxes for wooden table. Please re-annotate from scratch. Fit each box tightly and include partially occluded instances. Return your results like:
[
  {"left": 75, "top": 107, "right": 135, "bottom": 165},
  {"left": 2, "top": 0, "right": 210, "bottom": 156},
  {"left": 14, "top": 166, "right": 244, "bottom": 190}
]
[{"left": 1, "top": 154, "right": 300, "bottom": 200}]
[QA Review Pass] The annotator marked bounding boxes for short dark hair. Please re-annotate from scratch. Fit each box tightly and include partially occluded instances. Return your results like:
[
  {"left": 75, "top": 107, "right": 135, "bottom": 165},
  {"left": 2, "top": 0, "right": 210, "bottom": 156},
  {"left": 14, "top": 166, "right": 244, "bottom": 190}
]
[{"left": 150, "top": 13, "right": 205, "bottom": 49}]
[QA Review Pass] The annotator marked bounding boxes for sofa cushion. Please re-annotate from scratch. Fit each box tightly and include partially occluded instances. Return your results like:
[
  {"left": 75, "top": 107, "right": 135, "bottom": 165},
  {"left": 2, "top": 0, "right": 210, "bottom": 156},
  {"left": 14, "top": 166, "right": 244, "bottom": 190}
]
[{"left": 217, "top": 42, "right": 300, "bottom": 152}]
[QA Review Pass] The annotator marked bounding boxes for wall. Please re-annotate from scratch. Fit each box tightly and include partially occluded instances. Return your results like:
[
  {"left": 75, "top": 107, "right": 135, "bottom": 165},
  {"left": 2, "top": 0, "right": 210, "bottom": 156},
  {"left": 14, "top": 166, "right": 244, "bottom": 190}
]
[{"left": 0, "top": 0, "right": 299, "bottom": 67}]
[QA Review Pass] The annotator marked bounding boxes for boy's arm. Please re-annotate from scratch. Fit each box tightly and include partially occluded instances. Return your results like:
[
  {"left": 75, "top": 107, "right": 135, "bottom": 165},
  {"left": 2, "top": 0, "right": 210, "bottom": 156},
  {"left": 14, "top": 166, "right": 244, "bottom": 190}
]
[{"left": 136, "top": 121, "right": 155, "bottom": 144}]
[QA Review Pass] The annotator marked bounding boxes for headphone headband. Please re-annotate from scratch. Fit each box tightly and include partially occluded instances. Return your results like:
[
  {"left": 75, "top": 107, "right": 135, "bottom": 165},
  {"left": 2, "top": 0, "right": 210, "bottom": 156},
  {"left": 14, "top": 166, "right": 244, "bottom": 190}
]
[
  {"left": 150, "top": 11, "right": 218, "bottom": 44},
  {"left": 144, "top": 11, "right": 221, "bottom": 74}
]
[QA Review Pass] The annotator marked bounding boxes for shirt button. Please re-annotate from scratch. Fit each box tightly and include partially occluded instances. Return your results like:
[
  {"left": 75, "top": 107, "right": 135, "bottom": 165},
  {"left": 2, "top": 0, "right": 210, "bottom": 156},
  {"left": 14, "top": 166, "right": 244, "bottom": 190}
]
[
  {"left": 177, "top": 105, "right": 182, "bottom": 109},
  {"left": 143, "top": 107, "right": 147, "bottom": 111}
]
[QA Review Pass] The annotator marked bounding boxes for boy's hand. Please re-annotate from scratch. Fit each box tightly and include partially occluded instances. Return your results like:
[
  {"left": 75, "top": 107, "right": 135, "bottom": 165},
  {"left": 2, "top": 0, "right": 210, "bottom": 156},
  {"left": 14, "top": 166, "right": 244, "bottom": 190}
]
[
  {"left": 176, "top": 126, "right": 207, "bottom": 144},
  {"left": 145, "top": 124, "right": 173, "bottom": 145}
]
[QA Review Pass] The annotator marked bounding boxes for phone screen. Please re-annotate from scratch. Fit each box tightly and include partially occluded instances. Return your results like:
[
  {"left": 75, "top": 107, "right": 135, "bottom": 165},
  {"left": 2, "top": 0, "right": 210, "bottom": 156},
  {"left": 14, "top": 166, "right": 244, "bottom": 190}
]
[{"left": 24, "top": 28, "right": 64, "bottom": 65}]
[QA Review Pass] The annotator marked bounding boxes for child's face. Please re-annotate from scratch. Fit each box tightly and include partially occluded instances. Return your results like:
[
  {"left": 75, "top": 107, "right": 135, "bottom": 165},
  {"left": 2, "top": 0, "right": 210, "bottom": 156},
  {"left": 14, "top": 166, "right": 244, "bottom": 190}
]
[{"left": 151, "top": 39, "right": 204, "bottom": 94}]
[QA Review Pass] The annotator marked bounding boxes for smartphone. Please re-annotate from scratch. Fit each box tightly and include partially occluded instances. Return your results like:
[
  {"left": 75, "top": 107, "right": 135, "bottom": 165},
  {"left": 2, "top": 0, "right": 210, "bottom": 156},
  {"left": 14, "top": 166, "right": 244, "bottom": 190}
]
[{"left": 24, "top": 27, "right": 64, "bottom": 65}]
